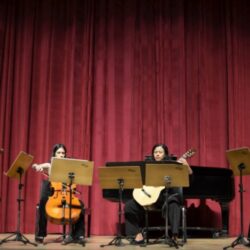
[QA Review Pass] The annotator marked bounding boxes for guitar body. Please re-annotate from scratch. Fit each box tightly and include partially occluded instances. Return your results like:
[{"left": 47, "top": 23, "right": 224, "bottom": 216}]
[
  {"left": 132, "top": 185, "right": 165, "bottom": 207},
  {"left": 132, "top": 148, "right": 196, "bottom": 207}
]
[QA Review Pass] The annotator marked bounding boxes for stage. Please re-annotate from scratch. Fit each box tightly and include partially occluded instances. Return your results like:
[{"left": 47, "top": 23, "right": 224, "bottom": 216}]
[{"left": 0, "top": 234, "right": 249, "bottom": 250}]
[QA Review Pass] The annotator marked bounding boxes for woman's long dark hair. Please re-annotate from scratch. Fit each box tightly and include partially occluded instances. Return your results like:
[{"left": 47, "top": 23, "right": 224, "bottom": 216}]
[
  {"left": 51, "top": 143, "right": 67, "bottom": 158},
  {"left": 151, "top": 143, "right": 169, "bottom": 160}
]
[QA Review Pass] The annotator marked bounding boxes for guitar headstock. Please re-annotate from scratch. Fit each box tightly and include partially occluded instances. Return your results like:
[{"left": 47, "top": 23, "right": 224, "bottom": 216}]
[{"left": 182, "top": 148, "right": 196, "bottom": 159}]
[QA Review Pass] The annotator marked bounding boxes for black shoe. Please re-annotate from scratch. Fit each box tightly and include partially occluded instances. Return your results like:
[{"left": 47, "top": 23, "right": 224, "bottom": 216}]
[
  {"left": 130, "top": 239, "right": 145, "bottom": 245},
  {"left": 62, "top": 235, "right": 74, "bottom": 245},
  {"left": 169, "top": 236, "right": 182, "bottom": 247},
  {"left": 35, "top": 236, "right": 44, "bottom": 244},
  {"left": 76, "top": 236, "right": 86, "bottom": 245}
]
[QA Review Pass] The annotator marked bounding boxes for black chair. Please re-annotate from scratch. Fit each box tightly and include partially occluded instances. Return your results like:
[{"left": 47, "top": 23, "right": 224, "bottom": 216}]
[
  {"left": 142, "top": 187, "right": 187, "bottom": 245},
  {"left": 35, "top": 204, "right": 91, "bottom": 244}
]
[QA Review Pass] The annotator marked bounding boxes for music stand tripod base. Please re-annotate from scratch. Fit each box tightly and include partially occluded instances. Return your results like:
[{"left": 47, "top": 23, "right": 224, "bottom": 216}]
[
  {"left": 0, "top": 231, "right": 37, "bottom": 246},
  {"left": 144, "top": 163, "right": 189, "bottom": 249},
  {"left": 223, "top": 234, "right": 250, "bottom": 250},
  {"left": 0, "top": 151, "right": 37, "bottom": 246},
  {"left": 49, "top": 157, "right": 94, "bottom": 246},
  {"left": 223, "top": 148, "right": 250, "bottom": 249},
  {"left": 98, "top": 166, "right": 143, "bottom": 247}
]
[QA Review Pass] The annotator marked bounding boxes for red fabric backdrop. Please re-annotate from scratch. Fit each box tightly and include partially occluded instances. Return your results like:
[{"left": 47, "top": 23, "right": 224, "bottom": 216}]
[{"left": 0, "top": 0, "right": 250, "bottom": 237}]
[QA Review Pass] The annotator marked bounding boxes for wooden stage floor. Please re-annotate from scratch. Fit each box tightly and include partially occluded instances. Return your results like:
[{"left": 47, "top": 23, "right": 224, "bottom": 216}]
[{"left": 0, "top": 234, "right": 249, "bottom": 250}]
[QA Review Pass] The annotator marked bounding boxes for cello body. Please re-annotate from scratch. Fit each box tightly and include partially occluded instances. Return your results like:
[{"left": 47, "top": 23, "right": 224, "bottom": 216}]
[{"left": 45, "top": 182, "right": 82, "bottom": 225}]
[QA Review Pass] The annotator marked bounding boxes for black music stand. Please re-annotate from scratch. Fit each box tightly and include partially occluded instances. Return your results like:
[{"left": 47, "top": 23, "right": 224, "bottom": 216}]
[
  {"left": 145, "top": 163, "right": 189, "bottom": 249},
  {"left": 0, "top": 151, "right": 37, "bottom": 246},
  {"left": 223, "top": 147, "right": 250, "bottom": 249},
  {"left": 248, "top": 223, "right": 250, "bottom": 242},
  {"left": 49, "top": 157, "right": 94, "bottom": 246},
  {"left": 98, "top": 166, "right": 143, "bottom": 247}
]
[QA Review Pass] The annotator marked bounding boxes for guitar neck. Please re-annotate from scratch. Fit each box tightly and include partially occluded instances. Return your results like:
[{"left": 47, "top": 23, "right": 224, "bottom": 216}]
[{"left": 177, "top": 149, "right": 195, "bottom": 161}]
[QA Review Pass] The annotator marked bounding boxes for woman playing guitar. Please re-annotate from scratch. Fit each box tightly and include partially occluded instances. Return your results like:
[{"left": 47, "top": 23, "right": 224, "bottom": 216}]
[{"left": 124, "top": 143, "right": 194, "bottom": 245}]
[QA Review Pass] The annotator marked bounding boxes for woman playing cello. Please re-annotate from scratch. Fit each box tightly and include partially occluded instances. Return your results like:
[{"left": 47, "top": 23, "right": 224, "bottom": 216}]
[{"left": 33, "top": 143, "right": 85, "bottom": 245}]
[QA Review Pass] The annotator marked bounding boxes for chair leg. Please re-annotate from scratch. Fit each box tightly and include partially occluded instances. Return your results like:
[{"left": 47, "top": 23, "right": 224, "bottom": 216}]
[
  {"left": 35, "top": 204, "right": 39, "bottom": 238},
  {"left": 62, "top": 224, "right": 66, "bottom": 239},
  {"left": 181, "top": 206, "right": 187, "bottom": 243},
  {"left": 85, "top": 208, "right": 91, "bottom": 238},
  {"left": 142, "top": 206, "right": 187, "bottom": 244},
  {"left": 143, "top": 209, "right": 149, "bottom": 243}
]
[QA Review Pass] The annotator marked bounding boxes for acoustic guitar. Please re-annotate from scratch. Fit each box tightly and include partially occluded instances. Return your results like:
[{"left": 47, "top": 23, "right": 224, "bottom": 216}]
[{"left": 132, "top": 149, "right": 196, "bottom": 207}]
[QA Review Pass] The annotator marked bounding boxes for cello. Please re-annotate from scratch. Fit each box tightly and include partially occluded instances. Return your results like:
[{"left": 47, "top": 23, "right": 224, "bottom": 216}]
[
  {"left": 45, "top": 181, "right": 82, "bottom": 225},
  {"left": 32, "top": 163, "right": 82, "bottom": 225}
]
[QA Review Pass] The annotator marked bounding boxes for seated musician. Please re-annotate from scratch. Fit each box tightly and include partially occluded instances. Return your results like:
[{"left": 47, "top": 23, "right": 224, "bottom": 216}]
[
  {"left": 124, "top": 143, "right": 193, "bottom": 245},
  {"left": 32, "top": 143, "right": 85, "bottom": 245}
]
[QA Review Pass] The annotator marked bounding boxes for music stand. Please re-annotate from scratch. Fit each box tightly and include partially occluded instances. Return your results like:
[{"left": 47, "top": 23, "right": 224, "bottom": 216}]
[
  {"left": 49, "top": 157, "right": 94, "bottom": 246},
  {"left": 0, "top": 151, "right": 37, "bottom": 246},
  {"left": 248, "top": 223, "right": 250, "bottom": 242},
  {"left": 223, "top": 147, "right": 250, "bottom": 249},
  {"left": 145, "top": 163, "right": 189, "bottom": 249},
  {"left": 98, "top": 166, "right": 143, "bottom": 247}
]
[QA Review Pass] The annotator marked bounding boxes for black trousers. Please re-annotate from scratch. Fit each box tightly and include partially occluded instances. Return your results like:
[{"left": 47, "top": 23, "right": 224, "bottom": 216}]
[
  {"left": 35, "top": 180, "right": 85, "bottom": 238},
  {"left": 124, "top": 188, "right": 181, "bottom": 237}
]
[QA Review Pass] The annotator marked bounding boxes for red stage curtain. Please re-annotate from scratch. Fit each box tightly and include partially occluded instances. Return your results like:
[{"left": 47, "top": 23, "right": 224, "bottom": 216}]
[{"left": 0, "top": 0, "right": 250, "bottom": 237}]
